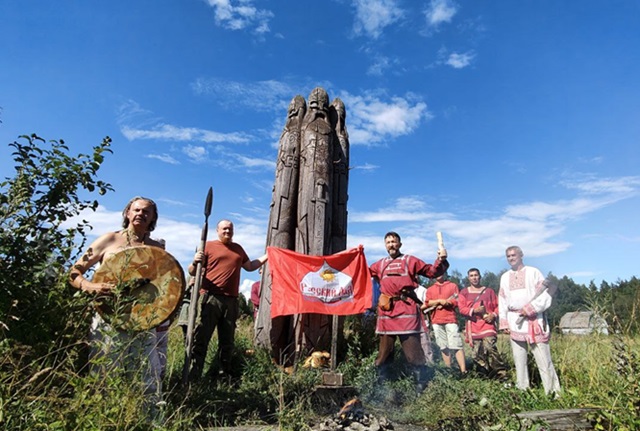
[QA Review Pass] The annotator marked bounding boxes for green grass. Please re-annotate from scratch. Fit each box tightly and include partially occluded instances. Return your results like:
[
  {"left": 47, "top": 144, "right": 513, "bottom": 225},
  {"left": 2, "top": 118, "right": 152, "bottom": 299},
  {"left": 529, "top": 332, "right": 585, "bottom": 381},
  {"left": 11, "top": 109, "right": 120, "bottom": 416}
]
[{"left": 2, "top": 313, "right": 640, "bottom": 430}]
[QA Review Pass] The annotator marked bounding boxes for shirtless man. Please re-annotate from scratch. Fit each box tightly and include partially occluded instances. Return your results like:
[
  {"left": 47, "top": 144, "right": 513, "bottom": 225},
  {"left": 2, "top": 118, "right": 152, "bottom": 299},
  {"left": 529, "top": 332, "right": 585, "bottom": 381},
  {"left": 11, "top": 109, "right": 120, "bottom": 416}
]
[
  {"left": 69, "top": 197, "right": 164, "bottom": 293},
  {"left": 69, "top": 196, "right": 164, "bottom": 418}
]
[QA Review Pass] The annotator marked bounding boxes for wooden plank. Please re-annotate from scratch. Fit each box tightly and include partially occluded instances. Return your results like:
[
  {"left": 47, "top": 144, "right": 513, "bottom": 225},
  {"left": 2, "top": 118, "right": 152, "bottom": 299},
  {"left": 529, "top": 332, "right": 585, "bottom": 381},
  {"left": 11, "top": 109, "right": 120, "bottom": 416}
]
[{"left": 515, "top": 408, "right": 598, "bottom": 430}]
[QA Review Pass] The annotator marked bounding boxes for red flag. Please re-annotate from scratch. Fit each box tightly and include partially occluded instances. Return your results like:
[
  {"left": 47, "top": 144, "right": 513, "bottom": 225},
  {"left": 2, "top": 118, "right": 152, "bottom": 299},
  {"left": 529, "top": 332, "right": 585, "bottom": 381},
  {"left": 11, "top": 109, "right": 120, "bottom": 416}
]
[{"left": 268, "top": 245, "right": 373, "bottom": 318}]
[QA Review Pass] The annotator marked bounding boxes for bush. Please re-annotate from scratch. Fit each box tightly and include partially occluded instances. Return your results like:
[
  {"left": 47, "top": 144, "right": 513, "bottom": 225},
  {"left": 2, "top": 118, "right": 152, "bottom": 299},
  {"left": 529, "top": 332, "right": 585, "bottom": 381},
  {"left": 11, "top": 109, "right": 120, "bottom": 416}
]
[{"left": 0, "top": 134, "right": 113, "bottom": 350}]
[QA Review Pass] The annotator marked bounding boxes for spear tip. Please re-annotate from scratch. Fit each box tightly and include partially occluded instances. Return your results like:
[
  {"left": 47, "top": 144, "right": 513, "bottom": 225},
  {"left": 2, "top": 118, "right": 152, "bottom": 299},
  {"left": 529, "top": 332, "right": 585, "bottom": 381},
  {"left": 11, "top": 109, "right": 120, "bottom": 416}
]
[{"left": 204, "top": 187, "right": 213, "bottom": 217}]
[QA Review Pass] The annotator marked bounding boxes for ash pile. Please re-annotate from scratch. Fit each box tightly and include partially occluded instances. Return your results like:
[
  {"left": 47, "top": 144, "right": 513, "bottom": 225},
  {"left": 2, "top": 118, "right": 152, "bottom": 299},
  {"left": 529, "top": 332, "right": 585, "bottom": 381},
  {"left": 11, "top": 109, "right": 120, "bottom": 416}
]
[{"left": 312, "top": 398, "right": 395, "bottom": 431}]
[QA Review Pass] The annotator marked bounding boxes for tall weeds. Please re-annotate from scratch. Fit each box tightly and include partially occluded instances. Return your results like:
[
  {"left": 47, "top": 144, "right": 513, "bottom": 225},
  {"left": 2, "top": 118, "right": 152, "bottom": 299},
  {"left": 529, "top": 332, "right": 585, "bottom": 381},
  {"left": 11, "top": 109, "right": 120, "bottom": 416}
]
[{"left": 4, "top": 304, "right": 640, "bottom": 430}]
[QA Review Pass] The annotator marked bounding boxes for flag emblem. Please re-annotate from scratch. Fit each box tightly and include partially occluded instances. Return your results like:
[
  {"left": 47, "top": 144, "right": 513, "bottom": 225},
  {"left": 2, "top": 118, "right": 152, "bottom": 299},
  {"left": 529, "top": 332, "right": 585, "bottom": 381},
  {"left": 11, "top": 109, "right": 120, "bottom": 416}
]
[{"left": 301, "top": 261, "right": 353, "bottom": 303}]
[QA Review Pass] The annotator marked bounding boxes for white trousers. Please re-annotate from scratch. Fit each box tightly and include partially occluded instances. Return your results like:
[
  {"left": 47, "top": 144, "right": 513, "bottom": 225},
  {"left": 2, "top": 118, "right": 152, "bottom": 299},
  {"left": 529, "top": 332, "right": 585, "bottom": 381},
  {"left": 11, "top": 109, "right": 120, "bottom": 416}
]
[
  {"left": 90, "top": 315, "right": 163, "bottom": 418},
  {"left": 154, "top": 323, "right": 170, "bottom": 380},
  {"left": 510, "top": 339, "right": 561, "bottom": 395}
]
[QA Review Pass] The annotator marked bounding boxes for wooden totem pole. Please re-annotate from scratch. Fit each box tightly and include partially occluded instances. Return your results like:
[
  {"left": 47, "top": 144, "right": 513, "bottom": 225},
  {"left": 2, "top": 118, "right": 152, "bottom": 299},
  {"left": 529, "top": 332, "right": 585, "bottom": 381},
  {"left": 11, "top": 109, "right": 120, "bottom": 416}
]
[{"left": 254, "top": 87, "right": 350, "bottom": 365}]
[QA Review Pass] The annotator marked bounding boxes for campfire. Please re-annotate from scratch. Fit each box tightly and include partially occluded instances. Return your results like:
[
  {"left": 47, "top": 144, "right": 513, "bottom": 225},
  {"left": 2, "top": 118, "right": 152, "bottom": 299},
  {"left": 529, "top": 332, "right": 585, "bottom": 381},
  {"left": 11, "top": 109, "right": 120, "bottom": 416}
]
[{"left": 312, "top": 397, "right": 395, "bottom": 431}]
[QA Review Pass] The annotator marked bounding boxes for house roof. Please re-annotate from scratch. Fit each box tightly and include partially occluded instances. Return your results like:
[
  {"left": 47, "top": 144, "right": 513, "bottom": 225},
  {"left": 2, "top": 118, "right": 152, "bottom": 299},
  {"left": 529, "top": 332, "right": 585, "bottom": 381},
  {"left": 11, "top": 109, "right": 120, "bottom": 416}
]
[{"left": 559, "top": 311, "right": 606, "bottom": 329}]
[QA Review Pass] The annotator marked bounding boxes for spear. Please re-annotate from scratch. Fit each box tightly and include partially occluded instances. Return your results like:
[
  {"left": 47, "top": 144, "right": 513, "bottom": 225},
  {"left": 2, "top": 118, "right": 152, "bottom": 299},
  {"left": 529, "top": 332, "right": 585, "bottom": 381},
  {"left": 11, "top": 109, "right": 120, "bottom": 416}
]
[{"left": 182, "top": 187, "right": 213, "bottom": 386}]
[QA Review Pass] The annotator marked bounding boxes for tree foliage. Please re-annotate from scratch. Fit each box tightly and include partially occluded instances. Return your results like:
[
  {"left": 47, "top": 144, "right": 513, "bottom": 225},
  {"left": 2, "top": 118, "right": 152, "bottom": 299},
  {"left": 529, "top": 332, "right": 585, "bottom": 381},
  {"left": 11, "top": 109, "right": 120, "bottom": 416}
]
[
  {"left": 0, "top": 134, "right": 113, "bottom": 350},
  {"left": 601, "top": 276, "right": 640, "bottom": 333},
  {"left": 545, "top": 274, "right": 589, "bottom": 328}
]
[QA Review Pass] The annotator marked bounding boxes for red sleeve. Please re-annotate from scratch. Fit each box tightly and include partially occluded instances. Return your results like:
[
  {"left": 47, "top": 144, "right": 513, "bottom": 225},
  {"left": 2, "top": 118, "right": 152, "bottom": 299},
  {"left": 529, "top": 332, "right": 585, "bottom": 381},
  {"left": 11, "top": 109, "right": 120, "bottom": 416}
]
[
  {"left": 417, "top": 258, "right": 449, "bottom": 279},
  {"left": 458, "top": 289, "right": 472, "bottom": 317},
  {"left": 485, "top": 289, "right": 499, "bottom": 315},
  {"left": 449, "top": 283, "right": 460, "bottom": 307}
]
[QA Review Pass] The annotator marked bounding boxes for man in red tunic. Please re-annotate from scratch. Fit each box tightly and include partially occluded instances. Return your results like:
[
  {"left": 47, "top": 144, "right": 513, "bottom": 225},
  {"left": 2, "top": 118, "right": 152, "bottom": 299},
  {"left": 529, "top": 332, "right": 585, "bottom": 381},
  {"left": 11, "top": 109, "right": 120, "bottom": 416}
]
[
  {"left": 424, "top": 273, "right": 467, "bottom": 374},
  {"left": 369, "top": 231, "right": 448, "bottom": 389},
  {"left": 458, "top": 268, "right": 506, "bottom": 378}
]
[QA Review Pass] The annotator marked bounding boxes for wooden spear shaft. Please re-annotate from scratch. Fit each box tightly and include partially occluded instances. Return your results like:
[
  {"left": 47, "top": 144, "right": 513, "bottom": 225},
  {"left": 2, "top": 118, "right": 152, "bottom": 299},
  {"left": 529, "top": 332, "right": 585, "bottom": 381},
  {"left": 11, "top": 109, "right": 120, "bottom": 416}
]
[{"left": 182, "top": 187, "right": 213, "bottom": 386}]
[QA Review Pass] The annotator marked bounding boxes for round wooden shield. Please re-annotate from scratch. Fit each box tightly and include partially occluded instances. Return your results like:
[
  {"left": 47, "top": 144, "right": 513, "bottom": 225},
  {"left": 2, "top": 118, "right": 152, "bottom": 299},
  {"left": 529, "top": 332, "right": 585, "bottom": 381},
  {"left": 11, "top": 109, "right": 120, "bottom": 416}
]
[{"left": 92, "top": 246, "right": 185, "bottom": 331}]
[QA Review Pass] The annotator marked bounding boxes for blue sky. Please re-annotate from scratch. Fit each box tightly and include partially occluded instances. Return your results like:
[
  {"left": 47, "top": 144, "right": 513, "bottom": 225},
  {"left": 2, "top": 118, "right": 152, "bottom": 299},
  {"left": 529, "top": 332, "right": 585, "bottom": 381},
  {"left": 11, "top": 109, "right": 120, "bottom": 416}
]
[{"left": 1, "top": 1, "right": 639, "bottom": 297}]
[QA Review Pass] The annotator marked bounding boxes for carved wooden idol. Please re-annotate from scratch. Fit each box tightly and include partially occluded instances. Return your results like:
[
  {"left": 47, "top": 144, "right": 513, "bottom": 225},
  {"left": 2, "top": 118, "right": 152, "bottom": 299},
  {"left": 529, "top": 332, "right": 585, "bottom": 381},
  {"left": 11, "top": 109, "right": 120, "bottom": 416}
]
[
  {"left": 254, "top": 87, "right": 350, "bottom": 364},
  {"left": 255, "top": 95, "right": 306, "bottom": 364}
]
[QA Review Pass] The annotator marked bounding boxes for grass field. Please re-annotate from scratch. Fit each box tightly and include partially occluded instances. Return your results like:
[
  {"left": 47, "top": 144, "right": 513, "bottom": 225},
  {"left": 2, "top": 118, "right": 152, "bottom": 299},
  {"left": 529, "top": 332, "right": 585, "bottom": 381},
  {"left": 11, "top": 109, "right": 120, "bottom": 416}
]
[{"left": 2, "top": 313, "right": 639, "bottom": 430}]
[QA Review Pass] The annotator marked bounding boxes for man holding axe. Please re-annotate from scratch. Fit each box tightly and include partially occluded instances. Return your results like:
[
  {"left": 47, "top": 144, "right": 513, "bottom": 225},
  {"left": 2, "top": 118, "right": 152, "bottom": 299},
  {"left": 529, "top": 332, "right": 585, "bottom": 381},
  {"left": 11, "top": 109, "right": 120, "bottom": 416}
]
[
  {"left": 499, "top": 245, "right": 560, "bottom": 395},
  {"left": 458, "top": 268, "right": 506, "bottom": 378}
]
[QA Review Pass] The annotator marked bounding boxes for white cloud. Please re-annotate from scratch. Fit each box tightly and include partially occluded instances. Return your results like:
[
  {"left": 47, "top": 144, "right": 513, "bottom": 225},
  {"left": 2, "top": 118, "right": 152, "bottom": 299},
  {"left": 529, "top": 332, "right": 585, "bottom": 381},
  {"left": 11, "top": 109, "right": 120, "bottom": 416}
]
[
  {"left": 116, "top": 98, "right": 277, "bottom": 174},
  {"left": 560, "top": 175, "right": 640, "bottom": 195},
  {"left": 425, "top": 0, "right": 458, "bottom": 28},
  {"left": 232, "top": 154, "right": 276, "bottom": 170},
  {"left": 156, "top": 198, "right": 191, "bottom": 207},
  {"left": 62, "top": 205, "right": 122, "bottom": 238},
  {"left": 349, "top": 174, "right": 640, "bottom": 261},
  {"left": 504, "top": 199, "right": 611, "bottom": 223},
  {"left": 231, "top": 216, "right": 269, "bottom": 258},
  {"left": 350, "top": 197, "right": 448, "bottom": 223},
  {"left": 352, "top": 162, "right": 379, "bottom": 172},
  {"left": 239, "top": 278, "right": 256, "bottom": 300},
  {"left": 351, "top": 210, "right": 433, "bottom": 223},
  {"left": 204, "top": 0, "right": 274, "bottom": 34},
  {"left": 154, "top": 219, "right": 203, "bottom": 263},
  {"left": 190, "top": 80, "right": 433, "bottom": 149},
  {"left": 341, "top": 92, "right": 432, "bottom": 146},
  {"left": 352, "top": 0, "right": 404, "bottom": 39},
  {"left": 122, "top": 124, "right": 251, "bottom": 144},
  {"left": 446, "top": 51, "right": 475, "bottom": 69},
  {"left": 191, "top": 78, "right": 297, "bottom": 112},
  {"left": 367, "top": 55, "right": 395, "bottom": 76},
  {"left": 116, "top": 99, "right": 157, "bottom": 125},
  {"left": 206, "top": 145, "right": 275, "bottom": 172},
  {"left": 146, "top": 153, "right": 180, "bottom": 165},
  {"left": 182, "top": 145, "right": 208, "bottom": 163}
]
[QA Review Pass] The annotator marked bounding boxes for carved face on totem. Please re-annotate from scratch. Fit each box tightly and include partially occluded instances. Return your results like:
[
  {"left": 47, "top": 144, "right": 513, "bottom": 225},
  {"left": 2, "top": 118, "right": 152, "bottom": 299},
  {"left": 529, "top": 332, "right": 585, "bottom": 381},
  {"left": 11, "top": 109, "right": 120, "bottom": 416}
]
[
  {"left": 287, "top": 95, "right": 307, "bottom": 120},
  {"left": 307, "top": 87, "right": 329, "bottom": 116}
]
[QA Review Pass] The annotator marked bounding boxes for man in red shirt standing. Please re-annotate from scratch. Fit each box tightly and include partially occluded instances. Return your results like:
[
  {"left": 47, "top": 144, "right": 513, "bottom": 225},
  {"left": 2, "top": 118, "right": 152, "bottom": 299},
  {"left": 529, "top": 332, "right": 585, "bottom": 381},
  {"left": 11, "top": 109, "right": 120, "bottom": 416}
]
[
  {"left": 188, "top": 219, "right": 267, "bottom": 380},
  {"left": 458, "top": 268, "right": 506, "bottom": 378},
  {"left": 369, "top": 231, "right": 448, "bottom": 390},
  {"left": 424, "top": 273, "right": 467, "bottom": 374}
]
